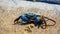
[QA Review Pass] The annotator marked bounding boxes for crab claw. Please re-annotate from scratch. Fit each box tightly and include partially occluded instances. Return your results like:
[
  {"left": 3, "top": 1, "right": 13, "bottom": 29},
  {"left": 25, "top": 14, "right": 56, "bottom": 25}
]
[
  {"left": 14, "top": 19, "right": 18, "bottom": 25},
  {"left": 14, "top": 17, "right": 20, "bottom": 25}
]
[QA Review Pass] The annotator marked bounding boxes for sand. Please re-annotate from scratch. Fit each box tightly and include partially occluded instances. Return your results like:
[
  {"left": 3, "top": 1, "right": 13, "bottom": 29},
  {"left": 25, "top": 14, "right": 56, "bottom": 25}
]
[{"left": 0, "top": 0, "right": 60, "bottom": 34}]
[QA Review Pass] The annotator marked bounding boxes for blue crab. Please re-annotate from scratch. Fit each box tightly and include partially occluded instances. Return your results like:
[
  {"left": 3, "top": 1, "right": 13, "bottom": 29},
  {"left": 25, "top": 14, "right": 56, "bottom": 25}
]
[{"left": 14, "top": 12, "right": 56, "bottom": 29}]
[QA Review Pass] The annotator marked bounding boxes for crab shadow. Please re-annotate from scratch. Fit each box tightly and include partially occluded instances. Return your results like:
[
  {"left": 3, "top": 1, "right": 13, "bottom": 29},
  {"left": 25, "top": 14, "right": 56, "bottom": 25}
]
[{"left": 14, "top": 20, "right": 56, "bottom": 29}]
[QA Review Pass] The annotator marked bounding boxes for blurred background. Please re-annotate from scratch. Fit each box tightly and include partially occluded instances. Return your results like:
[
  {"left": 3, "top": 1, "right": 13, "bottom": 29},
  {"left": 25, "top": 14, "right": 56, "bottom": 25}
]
[
  {"left": 24, "top": 0, "right": 60, "bottom": 4},
  {"left": 19, "top": 0, "right": 60, "bottom": 4}
]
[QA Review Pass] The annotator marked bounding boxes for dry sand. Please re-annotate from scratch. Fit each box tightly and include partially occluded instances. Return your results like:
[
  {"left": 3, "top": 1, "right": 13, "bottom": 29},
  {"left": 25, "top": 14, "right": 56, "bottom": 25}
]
[{"left": 0, "top": 6, "right": 60, "bottom": 34}]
